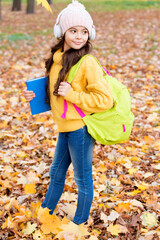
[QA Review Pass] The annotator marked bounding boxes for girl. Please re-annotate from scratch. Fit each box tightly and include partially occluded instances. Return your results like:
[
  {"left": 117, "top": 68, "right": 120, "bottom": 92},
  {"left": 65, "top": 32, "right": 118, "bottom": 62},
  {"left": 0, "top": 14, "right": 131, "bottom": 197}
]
[{"left": 23, "top": 0, "right": 113, "bottom": 226}]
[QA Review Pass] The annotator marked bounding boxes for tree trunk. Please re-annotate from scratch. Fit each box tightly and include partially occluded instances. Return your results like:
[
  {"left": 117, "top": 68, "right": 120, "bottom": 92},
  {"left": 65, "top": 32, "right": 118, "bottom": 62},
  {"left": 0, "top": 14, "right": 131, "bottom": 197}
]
[
  {"left": 47, "top": 0, "right": 52, "bottom": 4},
  {"left": 26, "top": 0, "right": 35, "bottom": 14},
  {"left": 12, "top": 0, "right": 21, "bottom": 11},
  {"left": 0, "top": 0, "right": 1, "bottom": 20}
]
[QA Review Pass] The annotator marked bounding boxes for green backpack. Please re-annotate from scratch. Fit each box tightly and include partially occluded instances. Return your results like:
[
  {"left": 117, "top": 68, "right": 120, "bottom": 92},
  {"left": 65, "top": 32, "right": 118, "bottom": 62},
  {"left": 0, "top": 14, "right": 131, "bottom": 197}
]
[{"left": 66, "top": 55, "right": 134, "bottom": 145}]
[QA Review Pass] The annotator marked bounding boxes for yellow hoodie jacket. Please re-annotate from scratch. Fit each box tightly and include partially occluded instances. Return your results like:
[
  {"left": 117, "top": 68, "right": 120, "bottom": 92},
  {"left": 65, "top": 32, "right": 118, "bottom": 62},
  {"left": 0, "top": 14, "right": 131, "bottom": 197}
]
[{"left": 49, "top": 49, "right": 113, "bottom": 132}]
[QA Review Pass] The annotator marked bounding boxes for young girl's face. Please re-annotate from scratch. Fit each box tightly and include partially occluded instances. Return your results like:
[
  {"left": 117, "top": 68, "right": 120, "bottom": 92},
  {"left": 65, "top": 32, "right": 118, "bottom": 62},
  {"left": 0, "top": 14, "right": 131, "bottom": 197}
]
[{"left": 63, "top": 26, "right": 89, "bottom": 52}]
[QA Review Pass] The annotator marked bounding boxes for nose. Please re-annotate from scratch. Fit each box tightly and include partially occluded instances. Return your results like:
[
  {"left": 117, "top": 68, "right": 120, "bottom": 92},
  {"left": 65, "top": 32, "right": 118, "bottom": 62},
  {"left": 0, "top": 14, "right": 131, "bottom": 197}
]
[{"left": 76, "top": 32, "right": 82, "bottom": 39}]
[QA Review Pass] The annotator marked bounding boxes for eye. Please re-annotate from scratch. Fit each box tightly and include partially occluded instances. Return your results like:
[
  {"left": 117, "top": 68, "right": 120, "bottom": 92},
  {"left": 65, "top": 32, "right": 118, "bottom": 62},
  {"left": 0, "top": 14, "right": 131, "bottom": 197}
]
[
  {"left": 83, "top": 30, "right": 88, "bottom": 34},
  {"left": 71, "top": 29, "right": 76, "bottom": 33}
]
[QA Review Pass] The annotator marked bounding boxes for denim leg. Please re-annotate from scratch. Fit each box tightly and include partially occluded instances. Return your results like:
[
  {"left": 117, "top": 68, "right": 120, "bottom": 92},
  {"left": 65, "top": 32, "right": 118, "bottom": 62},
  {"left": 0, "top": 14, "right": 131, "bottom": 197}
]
[
  {"left": 41, "top": 132, "right": 71, "bottom": 214},
  {"left": 68, "top": 126, "right": 94, "bottom": 225}
]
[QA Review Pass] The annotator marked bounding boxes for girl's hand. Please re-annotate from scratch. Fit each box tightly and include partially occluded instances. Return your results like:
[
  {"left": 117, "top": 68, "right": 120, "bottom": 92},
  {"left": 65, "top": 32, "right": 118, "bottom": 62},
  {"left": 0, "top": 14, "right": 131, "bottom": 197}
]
[
  {"left": 58, "top": 82, "right": 71, "bottom": 97},
  {"left": 23, "top": 89, "right": 36, "bottom": 102}
]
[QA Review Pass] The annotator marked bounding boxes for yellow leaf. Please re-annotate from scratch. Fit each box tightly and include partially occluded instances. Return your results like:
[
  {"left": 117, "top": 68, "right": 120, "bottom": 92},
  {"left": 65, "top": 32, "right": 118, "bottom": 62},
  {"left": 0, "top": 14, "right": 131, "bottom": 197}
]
[
  {"left": 111, "top": 177, "right": 121, "bottom": 186},
  {"left": 130, "top": 157, "right": 140, "bottom": 162},
  {"left": 148, "top": 65, "right": 155, "bottom": 71},
  {"left": 107, "top": 196, "right": 119, "bottom": 202},
  {"left": 17, "top": 151, "right": 28, "bottom": 159},
  {"left": 35, "top": 116, "right": 47, "bottom": 122},
  {"left": 141, "top": 228, "right": 149, "bottom": 234},
  {"left": 141, "top": 145, "right": 149, "bottom": 153},
  {"left": 4, "top": 198, "right": 17, "bottom": 211},
  {"left": 1, "top": 179, "right": 12, "bottom": 188},
  {"left": 91, "top": 229, "right": 101, "bottom": 235},
  {"left": 97, "top": 163, "right": 107, "bottom": 172},
  {"left": 126, "top": 146, "right": 138, "bottom": 155},
  {"left": 107, "top": 223, "right": 121, "bottom": 236},
  {"left": 146, "top": 74, "right": 153, "bottom": 80},
  {"left": 41, "top": 236, "right": 53, "bottom": 240},
  {"left": 99, "top": 174, "right": 107, "bottom": 182},
  {"left": 61, "top": 215, "right": 70, "bottom": 225},
  {"left": 49, "top": 151, "right": 54, "bottom": 158},
  {"left": 12, "top": 64, "right": 23, "bottom": 70},
  {"left": 50, "top": 139, "right": 57, "bottom": 146},
  {"left": 128, "top": 168, "right": 138, "bottom": 174},
  {"left": 38, "top": 207, "right": 64, "bottom": 234},
  {"left": 2, "top": 216, "right": 15, "bottom": 229},
  {"left": 138, "top": 184, "right": 148, "bottom": 191},
  {"left": 116, "top": 158, "right": 126, "bottom": 164},
  {"left": 41, "top": 222, "right": 56, "bottom": 235},
  {"left": 41, "top": 215, "right": 62, "bottom": 234},
  {"left": 43, "top": 139, "right": 57, "bottom": 147},
  {"left": 21, "top": 113, "right": 28, "bottom": 119},
  {"left": 135, "top": 181, "right": 149, "bottom": 191},
  {"left": 33, "top": 230, "right": 43, "bottom": 240},
  {"left": 36, "top": 0, "right": 53, "bottom": 13},
  {"left": 25, "top": 209, "right": 33, "bottom": 219},
  {"left": 0, "top": 209, "right": 4, "bottom": 216},
  {"left": 22, "top": 222, "right": 37, "bottom": 235},
  {"left": 21, "top": 96, "right": 27, "bottom": 103},
  {"left": 31, "top": 202, "right": 42, "bottom": 218},
  {"left": 57, "top": 221, "right": 90, "bottom": 239},
  {"left": 98, "top": 203, "right": 106, "bottom": 208},
  {"left": 38, "top": 207, "right": 54, "bottom": 223},
  {"left": 140, "top": 212, "right": 158, "bottom": 228},
  {"left": 126, "top": 190, "right": 141, "bottom": 196},
  {"left": 152, "top": 140, "right": 160, "bottom": 151},
  {"left": 24, "top": 183, "right": 36, "bottom": 194}
]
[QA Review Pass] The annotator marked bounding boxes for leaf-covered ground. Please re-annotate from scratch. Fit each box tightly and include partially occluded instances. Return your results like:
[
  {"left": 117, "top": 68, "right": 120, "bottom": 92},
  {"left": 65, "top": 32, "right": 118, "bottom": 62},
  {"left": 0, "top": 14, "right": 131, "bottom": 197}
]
[{"left": 0, "top": 3, "right": 160, "bottom": 240}]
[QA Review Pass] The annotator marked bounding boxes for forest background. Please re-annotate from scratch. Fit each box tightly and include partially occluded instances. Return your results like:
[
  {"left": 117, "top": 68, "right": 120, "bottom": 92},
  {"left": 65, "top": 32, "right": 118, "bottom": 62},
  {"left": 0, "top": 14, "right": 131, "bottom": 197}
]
[{"left": 0, "top": 0, "right": 160, "bottom": 239}]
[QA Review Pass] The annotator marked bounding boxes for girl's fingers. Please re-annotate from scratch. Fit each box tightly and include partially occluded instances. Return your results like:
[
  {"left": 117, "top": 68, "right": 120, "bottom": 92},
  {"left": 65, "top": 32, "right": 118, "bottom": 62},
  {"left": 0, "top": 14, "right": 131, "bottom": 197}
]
[
  {"left": 22, "top": 90, "right": 36, "bottom": 101},
  {"left": 23, "top": 90, "right": 35, "bottom": 95},
  {"left": 60, "top": 82, "right": 70, "bottom": 86},
  {"left": 58, "top": 83, "right": 71, "bottom": 97},
  {"left": 26, "top": 94, "right": 35, "bottom": 97},
  {"left": 23, "top": 90, "right": 33, "bottom": 93},
  {"left": 26, "top": 96, "right": 35, "bottom": 102}
]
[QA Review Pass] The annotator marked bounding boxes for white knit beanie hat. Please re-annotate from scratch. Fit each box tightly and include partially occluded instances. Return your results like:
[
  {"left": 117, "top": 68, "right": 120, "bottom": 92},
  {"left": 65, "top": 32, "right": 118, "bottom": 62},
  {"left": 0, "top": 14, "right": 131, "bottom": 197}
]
[{"left": 54, "top": 0, "right": 96, "bottom": 40}]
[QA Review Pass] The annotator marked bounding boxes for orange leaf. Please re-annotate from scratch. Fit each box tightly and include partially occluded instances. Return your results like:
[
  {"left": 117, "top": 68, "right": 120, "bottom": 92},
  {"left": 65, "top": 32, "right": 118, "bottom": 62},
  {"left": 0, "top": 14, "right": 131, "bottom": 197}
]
[
  {"left": 144, "top": 136, "right": 154, "bottom": 145},
  {"left": 115, "top": 202, "right": 131, "bottom": 213}
]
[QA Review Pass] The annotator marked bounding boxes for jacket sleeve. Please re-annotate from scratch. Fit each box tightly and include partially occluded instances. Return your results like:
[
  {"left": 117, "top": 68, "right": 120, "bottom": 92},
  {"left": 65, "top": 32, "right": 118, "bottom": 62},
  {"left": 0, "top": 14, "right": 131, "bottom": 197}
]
[{"left": 64, "top": 56, "right": 113, "bottom": 113}]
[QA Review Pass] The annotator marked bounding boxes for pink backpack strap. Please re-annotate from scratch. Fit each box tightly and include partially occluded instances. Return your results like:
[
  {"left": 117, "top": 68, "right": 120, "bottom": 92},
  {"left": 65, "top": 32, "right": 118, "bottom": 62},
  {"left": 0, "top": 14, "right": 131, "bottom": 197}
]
[
  {"left": 61, "top": 99, "right": 68, "bottom": 119},
  {"left": 61, "top": 62, "right": 111, "bottom": 119},
  {"left": 61, "top": 100, "right": 86, "bottom": 119},
  {"left": 72, "top": 104, "right": 86, "bottom": 118},
  {"left": 103, "top": 67, "right": 111, "bottom": 76}
]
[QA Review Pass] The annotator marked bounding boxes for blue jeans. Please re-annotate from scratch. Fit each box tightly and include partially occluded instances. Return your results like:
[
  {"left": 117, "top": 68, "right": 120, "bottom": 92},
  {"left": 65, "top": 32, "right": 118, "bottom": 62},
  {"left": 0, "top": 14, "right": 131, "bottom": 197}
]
[{"left": 41, "top": 126, "right": 95, "bottom": 225}]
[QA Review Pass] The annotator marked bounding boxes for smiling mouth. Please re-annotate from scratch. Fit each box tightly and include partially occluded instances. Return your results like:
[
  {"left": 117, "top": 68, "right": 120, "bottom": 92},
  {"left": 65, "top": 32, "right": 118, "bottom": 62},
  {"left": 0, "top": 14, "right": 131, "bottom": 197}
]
[{"left": 74, "top": 42, "right": 82, "bottom": 45}]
